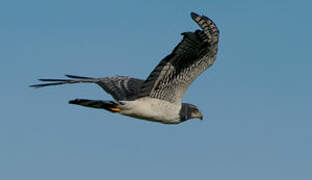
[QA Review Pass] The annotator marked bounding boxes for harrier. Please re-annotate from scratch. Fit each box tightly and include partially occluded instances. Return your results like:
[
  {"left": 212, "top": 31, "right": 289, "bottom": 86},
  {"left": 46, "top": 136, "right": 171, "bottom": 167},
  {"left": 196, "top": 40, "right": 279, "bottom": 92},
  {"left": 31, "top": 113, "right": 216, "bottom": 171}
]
[{"left": 30, "top": 12, "right": 219, "bottom": 124}]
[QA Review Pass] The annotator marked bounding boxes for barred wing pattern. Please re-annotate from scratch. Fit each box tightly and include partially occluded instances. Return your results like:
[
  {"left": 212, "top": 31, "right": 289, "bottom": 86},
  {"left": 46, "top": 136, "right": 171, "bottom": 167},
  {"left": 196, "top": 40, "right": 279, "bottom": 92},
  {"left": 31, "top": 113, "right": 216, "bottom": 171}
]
[
  {"left": 138, "top": 13, "right": 219, "bottom": 103},
  {"left": 96, "top": 76, "right": 144, "bottom": 101}
]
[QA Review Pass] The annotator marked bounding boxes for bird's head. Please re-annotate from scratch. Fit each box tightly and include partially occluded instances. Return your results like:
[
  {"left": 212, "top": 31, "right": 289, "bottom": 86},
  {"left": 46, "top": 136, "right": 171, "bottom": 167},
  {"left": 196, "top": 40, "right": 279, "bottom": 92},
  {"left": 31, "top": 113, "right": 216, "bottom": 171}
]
[{"left": 179, "top": 103, "right": 203, "bottom": 122}]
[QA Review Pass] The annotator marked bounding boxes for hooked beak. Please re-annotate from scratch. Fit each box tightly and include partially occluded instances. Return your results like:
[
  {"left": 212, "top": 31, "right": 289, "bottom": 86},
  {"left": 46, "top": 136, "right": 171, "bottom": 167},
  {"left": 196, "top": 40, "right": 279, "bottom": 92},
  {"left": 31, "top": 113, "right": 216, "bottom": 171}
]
[
  {"left": 190, "top": 108, "right": 203, "bottom": 121},
  {"left": 194, "top": 111, "right": 203, "bottom": 120},
  {"left": 199, "top": 113, "right": 203, "bottom": 120}
]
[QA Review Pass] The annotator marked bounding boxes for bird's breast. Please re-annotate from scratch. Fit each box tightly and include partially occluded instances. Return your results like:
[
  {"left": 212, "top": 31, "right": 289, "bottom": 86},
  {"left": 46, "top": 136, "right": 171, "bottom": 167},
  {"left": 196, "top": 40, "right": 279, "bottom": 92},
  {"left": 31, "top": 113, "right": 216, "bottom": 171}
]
[{"left": 119, "top": 97, "right": 181, "bottom": 124}]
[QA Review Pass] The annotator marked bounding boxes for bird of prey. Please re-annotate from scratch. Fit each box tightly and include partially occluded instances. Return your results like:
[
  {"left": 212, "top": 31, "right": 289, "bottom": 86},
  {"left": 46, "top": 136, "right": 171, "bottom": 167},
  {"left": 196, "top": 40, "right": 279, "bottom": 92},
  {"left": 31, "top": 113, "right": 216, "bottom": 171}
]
[{"left": 30, "top": 12, "right": 219, "bottom": 124}]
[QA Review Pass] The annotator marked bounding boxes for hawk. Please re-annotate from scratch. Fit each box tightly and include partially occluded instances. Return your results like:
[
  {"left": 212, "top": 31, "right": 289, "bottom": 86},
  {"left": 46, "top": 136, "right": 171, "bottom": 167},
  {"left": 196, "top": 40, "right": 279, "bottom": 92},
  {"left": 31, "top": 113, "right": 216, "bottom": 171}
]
[{"left": 30, "top": 12, "right": 219, "bottom": 124}]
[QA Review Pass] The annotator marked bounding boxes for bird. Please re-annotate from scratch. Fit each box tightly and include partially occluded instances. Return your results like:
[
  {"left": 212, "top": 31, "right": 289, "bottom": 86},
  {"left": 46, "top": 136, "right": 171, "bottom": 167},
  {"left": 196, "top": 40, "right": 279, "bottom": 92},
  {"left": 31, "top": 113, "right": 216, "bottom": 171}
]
[{"left": 30, "top": 12, "right": 219, "bottom": 124}]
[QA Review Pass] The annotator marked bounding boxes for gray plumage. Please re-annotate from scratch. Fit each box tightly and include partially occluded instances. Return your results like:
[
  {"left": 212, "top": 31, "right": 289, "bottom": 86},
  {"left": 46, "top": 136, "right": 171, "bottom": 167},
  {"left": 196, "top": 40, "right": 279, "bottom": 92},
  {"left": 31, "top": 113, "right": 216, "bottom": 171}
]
[
  {"left": 31, "top": 75, "right": 144, "bottom": 101},
  {"left": 138, "top": 12, "right": 219, "bottom": 103},
  {"left": 30, "top": 12, "right": 219, "bottom": 124}
]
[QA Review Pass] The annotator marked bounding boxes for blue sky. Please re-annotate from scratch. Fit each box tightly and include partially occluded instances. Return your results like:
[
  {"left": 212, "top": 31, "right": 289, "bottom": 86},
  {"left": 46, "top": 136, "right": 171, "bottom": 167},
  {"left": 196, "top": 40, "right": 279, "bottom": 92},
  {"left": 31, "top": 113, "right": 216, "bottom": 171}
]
[{"left": 1, "top": 0, "right": 312, "bottom": 179}]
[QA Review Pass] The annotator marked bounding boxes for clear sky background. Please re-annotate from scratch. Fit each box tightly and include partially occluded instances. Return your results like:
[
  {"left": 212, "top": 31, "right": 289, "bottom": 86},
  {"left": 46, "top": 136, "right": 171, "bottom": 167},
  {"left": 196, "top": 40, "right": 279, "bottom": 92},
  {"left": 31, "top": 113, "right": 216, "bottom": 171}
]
[{"left": 1, "top": 0, "right": 311, "bottom": 179}]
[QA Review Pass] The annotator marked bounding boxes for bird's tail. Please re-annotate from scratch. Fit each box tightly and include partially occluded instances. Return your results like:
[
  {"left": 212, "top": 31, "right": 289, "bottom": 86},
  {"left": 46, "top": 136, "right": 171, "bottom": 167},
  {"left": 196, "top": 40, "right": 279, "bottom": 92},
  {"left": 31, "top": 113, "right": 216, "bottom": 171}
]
[
  {"left": 29, "top": 74, "right": 98, "bottom": 88},
  {"left": 69, "top": 99, "right": 121, "bottom": 113}
]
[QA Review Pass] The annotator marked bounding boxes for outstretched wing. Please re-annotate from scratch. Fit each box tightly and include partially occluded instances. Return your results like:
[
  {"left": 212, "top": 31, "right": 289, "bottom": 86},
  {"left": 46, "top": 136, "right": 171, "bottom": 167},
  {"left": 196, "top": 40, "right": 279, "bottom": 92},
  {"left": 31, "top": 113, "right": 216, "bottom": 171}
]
[
  {"left": 138, "top": 12, "right": 219, "bottom": 103},
  {"left": 95, "top": 76, "right": 144, "bottom": 101},
  {"left": 30, "top": 75, "right": 144, "bottom": 101}
]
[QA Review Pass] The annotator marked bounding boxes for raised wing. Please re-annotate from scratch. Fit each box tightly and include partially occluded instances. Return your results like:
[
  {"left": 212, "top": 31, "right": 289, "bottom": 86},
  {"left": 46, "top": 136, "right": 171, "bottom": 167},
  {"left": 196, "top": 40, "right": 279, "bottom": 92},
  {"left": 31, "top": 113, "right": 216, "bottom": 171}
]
[
  {"left": 30, "top": 75, "right": 144, "bottom": 101},
  {"left": 138, "top": 12, "right": 219, "bottom": 103}
]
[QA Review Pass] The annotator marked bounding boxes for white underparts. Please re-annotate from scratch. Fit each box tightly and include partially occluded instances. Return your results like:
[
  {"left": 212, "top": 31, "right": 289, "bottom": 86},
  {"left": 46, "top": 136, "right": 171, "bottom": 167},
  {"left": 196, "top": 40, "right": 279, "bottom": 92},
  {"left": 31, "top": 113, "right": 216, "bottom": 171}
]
[{"left": 118, "top": 97, "right": 182, "bottom": 124}]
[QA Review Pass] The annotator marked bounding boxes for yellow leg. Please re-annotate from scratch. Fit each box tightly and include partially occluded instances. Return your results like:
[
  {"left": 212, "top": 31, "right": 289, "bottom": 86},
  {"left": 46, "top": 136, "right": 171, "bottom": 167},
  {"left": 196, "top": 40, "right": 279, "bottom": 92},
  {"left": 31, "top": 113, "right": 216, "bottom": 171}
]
[{"left": 109, "top": 107, "right": 121, "bottom": 112}]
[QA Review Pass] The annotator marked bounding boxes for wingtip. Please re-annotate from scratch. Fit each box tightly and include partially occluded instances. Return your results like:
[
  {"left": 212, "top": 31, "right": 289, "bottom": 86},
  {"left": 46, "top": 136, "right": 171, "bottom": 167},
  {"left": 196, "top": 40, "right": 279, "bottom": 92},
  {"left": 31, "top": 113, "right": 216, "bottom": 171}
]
[
  {"left": 69, "top": 99, "right": 79, "bottom": 104},
  {"left": 65, "top": 74, "right": 93, "bottom": 79},
  {"left": 69, "top": 98, "right": 86, "bottom": 104},
  {"left": 65, "top": 74, "right": 77, "bottom": 78},
  {"left": 190, "top": 12, "right": 199, "bottom": 20},
  {"left": 29, "top": 83, "right": 49, "bottom": 88},
  {"left": 29, "top": 84, "right": 40, "bottom": 88}
]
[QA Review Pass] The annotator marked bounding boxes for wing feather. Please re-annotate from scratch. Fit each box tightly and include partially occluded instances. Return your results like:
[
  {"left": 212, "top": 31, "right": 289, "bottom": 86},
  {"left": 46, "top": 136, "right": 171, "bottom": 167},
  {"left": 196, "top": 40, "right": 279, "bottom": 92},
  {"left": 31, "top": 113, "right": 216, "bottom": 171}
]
[
  {"left": 96, "top": 77, "right": 144, "bottom": 101},
  {"left": 138, "top": 12, "right": 219, "bottom": 103}
]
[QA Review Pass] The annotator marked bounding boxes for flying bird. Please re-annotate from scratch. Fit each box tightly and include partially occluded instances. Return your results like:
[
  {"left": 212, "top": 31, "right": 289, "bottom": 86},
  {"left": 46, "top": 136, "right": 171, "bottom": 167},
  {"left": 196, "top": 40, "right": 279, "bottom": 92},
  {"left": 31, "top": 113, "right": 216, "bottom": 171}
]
[{"left": 30, "top": 12, "right": 219, "bottom": 124}]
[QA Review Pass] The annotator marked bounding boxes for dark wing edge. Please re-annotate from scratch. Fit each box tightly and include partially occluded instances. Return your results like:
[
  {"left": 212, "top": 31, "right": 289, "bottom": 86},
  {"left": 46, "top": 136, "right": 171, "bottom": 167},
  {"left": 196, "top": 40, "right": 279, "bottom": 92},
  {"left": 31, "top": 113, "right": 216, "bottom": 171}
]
[
  {"left": 137, "top": 12, "right": 219, "bottom": 103},
  {"left": 30, "top": 74, "right": 144, "bottom": 101}
]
